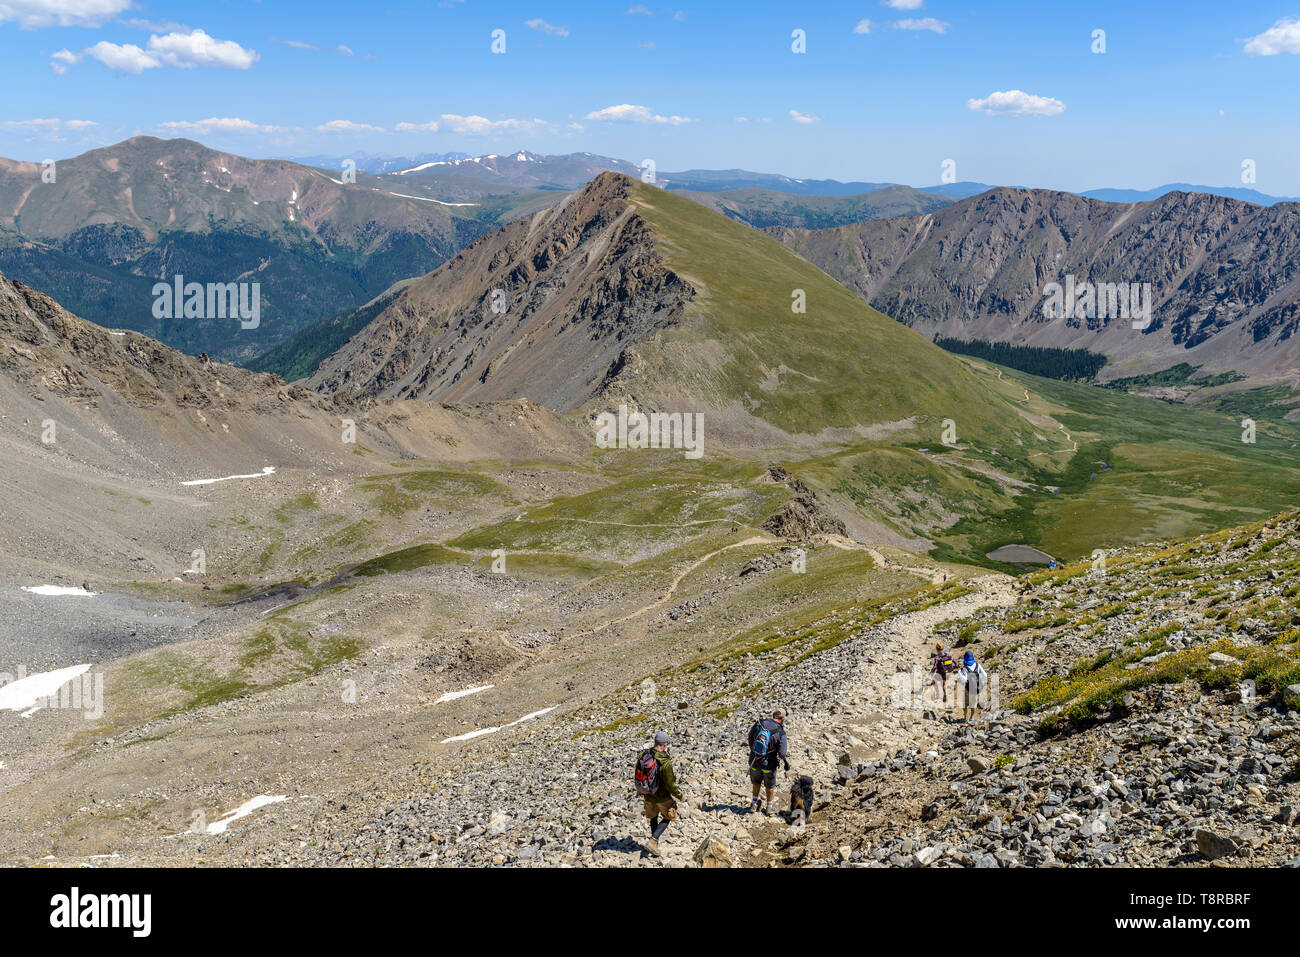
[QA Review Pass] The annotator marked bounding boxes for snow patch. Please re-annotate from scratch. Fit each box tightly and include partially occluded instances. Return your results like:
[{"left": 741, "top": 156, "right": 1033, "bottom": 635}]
[
  {"left": 441, "top": 726, "right": 499, "bottom": 743},
  {"left": 0, "top": 664, "right": 91, "bottom": 713},
  {"left": 182, "top": 466, "right": 275, "bottom": 487},
  {"left": 21, "top": 585, "right": 96, "bottom": 597},
  {"left": 205, "top": 795, "right": 288, "bottom": 835},
  {"left": 439, "top": 705, "right": 555, "bottom": 743},
  {"left": 435, "top": 684, "right": 494, "bottom": 704},
  {"left": 395, "top": 161, "right": 446, "bottom": 174},
  {"left": 381, "top": 189, "right": 479, "bottom": 206}
]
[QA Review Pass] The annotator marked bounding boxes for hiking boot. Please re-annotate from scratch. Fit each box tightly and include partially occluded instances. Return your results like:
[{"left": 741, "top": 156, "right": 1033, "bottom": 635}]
[
  {"left": 764, "top": 802, "right": 773, "bottom": 816},
  {"left": 750, "top": 798, "right": 761, "bottom": 814},
  {"left": 646, "top": 839, "right": 661, "bottom": 857}
]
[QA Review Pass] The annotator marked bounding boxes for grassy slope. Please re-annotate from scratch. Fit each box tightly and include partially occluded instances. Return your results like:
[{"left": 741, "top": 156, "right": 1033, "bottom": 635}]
[
  {"left": 928, "top": 357, "right": 1300, "bottom": 563},
  {"left": 626, "top": 180, "right": 1040, "bottom": 446}
]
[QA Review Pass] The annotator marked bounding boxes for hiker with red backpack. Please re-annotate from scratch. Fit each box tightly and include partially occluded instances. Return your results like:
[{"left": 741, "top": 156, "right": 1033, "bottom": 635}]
[
  {"left": 747, "top": 708, "right": 789, "bottom": 815},
  {"left": 634, "top": 730, "right": 684, "bottom": 857},
  {"left": 930, "top": 641, "right": 956, "bottom": 710}
]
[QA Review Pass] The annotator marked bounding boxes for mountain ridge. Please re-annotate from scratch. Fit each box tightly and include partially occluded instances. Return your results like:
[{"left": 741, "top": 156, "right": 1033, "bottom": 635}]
[
  {"left": 304, "top": 172, "right": 1045, "bottom": 448},
  {"left": 771, "top": 186, "right": 1300, "bottom": 383}
]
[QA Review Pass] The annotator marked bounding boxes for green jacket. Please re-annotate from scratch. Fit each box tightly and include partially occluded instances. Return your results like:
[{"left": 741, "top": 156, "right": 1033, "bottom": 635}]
[{"left": 649, "top": 748, "right": 684, "bottom": 800}]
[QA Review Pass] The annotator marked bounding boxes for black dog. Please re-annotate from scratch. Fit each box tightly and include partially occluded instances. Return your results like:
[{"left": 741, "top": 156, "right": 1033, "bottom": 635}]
[{"left": 789, "top": 774, "right": 815, "bottom": 824}]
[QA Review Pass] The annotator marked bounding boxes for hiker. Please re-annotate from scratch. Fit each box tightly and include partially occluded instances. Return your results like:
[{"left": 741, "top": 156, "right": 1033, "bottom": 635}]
[
  {"left": 634, "top": 730, "right": 684, "bottom": 856},
  {"left": 929, "top": 641, "right": 955, "bottom": 709},
  {"left": 747, "top": 708, "right": 789, "bottom": 815},
  {"left": 957, "top": 651, "right": 988, "bottom": 723}
]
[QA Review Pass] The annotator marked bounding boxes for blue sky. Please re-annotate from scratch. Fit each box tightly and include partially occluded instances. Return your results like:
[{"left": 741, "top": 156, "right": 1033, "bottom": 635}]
[{"left": 3, "top": 0, "right": 1299, "bottom": 192}]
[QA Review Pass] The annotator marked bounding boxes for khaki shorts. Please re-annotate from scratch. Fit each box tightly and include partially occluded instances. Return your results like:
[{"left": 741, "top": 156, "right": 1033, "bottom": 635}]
[{"left": 643, "top": 795, "right": 677, "bottom": 820}]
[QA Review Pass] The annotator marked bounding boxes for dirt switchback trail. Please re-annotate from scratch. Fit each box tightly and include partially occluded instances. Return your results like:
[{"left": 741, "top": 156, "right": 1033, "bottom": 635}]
[
  {"left": 565, "top": 535, "right": 776, "bottom": 643},
  {"left": 816, "top": 534, "right": 950, "bottom": 585}
]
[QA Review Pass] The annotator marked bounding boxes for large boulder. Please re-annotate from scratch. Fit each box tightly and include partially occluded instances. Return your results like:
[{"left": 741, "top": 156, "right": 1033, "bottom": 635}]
[
  {"left": 693, "top": 836, "right": 732, "bottom": 868},
  {"left": 1195, "top": 829, "right": 1239, "bottom": 861}
]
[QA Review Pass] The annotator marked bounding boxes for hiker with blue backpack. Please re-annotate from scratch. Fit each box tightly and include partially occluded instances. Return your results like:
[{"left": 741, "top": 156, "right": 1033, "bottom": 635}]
[
  {"left": 634, "top": 730, "right": 685, "bottom": 857},
  {"left": 957, "top": 651, "right": 988, "bottom": 723},
  {"left": 747, "top": 708, "right": 789, "bottom": 815}
]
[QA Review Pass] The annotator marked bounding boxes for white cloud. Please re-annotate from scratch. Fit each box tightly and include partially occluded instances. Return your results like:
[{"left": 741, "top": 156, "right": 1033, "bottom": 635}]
[
  {"left": 284, "top": 39, "right": 355, "bottom": 56},
  {"left": 626, "top": 4, "right": 652, "bottom": 14},
  {"left": 882, "top": 0, "right": 923, "bottom": 8},
  {"left": 61, "top": 29, "right": 258, "bottom": 74},
  {"left": 83, "top": 41, "right": 154, "bottom": 73},
  {"left": 438, "top": 114, "right": 550, "bottom": 134},
  {"left": 585, "top": 103, "right": 691, "bottom": 125},
  {"left": 1, "top": 118, "right": 60, "bottom": 132},
  {"left": 0, "top": 0, "right": 131, "bottom": 28},
  {"left": 1243, "top": 17, "right": 1300, "bottom": 56},
  {"left": 0, "top": 118, "right": 97, "bottom": 138},
  {"left": 161, "top": 117, "right": 282, "bottom": 134},
  {"left": 525, "top": 18, "right": 569, "bottom": 37},
  {"left": 396, "top": 115, "right": 548, "bottom": 135},
  {"left": 316, "top": 119, "right": 384, "bottom": 133},
  {"left": 895, "top": 17, "right": 948, "bottom": 33},
  {"left": 49, "top": 46, "right": 77, "bottom": 74},
  {"left": 119, "top": 17, "right": 190, "bottom": 32},
  {"left": 147, "top": 29, "right": 259, "bottom": 68},
  {"left": 789, "top": 109, "right": 821, "bottom": 124},
  {"left": 853, "top": 19, "right": 872, "bottom": 34},
  {"left": 966, "top": 89, "right": 1066, "bottom": 116}
]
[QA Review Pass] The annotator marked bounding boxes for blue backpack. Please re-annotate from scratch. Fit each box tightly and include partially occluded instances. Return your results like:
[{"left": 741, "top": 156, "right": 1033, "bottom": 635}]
[{"left": 750, "top": 720, "right": 776, "bottom": 764}]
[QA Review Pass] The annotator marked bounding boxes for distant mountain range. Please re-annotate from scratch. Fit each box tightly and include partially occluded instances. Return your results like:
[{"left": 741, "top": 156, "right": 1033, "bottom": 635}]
[
  {"left": 4, "top": 135, "right": 1299, "bottom": 375},
  {"left": 772, "top": 188, "right": 1300, "bottom": 383},
  {"left": 282, "top": 151, "right": 474, "bottom": 175},
  {"left": 292, "top": 151, "right": 1300, "bottom": 205},
  {"left": 0, "top": 138, "right": 558, "bottom": 361},
  {"left": 1079, "top": 184, "right": 1300, "bottom": 205}
]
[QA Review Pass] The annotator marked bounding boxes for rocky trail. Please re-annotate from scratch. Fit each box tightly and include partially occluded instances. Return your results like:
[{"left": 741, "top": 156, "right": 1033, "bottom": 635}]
[{"left": 269, "top": 572, "right": 1018, "bottom": 866}]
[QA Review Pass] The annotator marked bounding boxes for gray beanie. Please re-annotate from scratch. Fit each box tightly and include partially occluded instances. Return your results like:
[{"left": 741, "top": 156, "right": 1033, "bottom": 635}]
[{"left": 654, "top": 731, "right": 670, "bottom": 745}]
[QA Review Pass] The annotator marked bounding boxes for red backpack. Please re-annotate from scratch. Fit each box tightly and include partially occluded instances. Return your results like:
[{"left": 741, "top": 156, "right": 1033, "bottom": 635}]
[{"left": 634, "top": 750, "right": 661, "bottom": 796}]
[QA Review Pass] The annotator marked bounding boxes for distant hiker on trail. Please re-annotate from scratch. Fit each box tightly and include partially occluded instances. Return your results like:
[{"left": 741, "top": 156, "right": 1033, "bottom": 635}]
[
  {"left": 747, "top": 708, "right": 789, "bottom": 815},
  {"left": 957, "top": 651, "right": 988, "bottom": 723},
  {"left": 930, "top": 642, "right": 955, "bottom": 708},
  {"left": 634, "top": 730, "right": 684, "bottom": 857}
]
